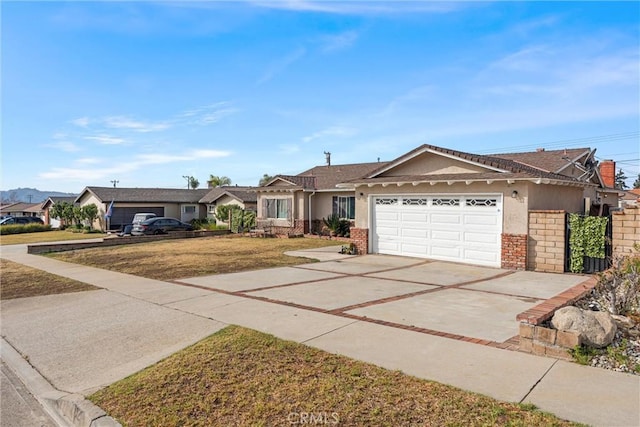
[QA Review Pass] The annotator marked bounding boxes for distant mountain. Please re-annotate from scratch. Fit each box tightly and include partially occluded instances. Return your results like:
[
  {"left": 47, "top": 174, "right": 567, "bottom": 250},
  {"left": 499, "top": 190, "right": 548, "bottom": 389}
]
[{"left": 0, "top": 188, "right": 77, "bottom": 204}]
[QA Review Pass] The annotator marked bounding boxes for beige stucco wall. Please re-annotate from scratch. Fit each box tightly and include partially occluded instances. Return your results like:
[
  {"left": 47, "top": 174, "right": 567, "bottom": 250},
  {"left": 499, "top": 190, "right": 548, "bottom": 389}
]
[
  {"left": 527, "top": 184, "right": 584, "bottom": 213},
  {"left": 383, "top": 153, "right": 487, "bottom": 176}
]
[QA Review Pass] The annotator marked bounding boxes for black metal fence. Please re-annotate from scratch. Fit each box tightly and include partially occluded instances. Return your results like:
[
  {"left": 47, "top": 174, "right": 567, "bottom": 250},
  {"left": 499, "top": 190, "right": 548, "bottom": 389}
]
[{"left": 564, "top": 213, "right": 612, "bottom": 273}]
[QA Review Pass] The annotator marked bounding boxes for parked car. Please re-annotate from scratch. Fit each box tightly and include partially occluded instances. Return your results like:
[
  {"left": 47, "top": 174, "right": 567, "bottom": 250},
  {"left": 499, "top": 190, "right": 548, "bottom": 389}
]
[
  {"left": 132, "top": 212, "right": 157, "bottom": 225},
  {"left": 131, "top": 217, "right": 193, "bottom": 235},
  {"left": 0, "top": 216, "right": 44, "bottom": 225}
]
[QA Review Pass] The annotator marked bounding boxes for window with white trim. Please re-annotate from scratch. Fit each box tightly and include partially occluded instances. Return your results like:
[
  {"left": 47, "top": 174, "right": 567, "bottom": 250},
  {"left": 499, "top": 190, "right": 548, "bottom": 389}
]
[
  {"left": 265, "top": 198, "right": 290, "bottom": 219},
  {"left": 183, "top": 205, "right": 196, "bottom": 213},
  {"left": 208, "top": 204, "right": 216, "bottom": 213},
  {"left": 332, "top": 196, "right": 355, "bottom": 219}
]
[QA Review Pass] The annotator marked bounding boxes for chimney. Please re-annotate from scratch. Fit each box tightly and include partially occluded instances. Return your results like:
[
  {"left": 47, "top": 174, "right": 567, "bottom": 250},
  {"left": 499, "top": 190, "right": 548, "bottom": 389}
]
[
  {"left": 599, "top": 159, "right": 616, "bottom": 188},
  {"left": 536, "top": 148, "right": 545, "bottom": 152}
]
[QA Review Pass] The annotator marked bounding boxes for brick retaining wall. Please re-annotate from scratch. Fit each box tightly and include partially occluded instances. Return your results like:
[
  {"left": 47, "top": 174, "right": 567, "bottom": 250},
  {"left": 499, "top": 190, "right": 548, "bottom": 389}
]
[{"left": 27, "top": 230, "right": 230, "bottom": 254}]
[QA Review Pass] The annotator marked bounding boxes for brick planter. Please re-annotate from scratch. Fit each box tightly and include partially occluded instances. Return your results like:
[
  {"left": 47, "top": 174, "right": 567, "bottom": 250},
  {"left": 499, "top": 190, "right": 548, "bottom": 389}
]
[{"left": 516, "top": 276, "right": 598, "bottom": 360}]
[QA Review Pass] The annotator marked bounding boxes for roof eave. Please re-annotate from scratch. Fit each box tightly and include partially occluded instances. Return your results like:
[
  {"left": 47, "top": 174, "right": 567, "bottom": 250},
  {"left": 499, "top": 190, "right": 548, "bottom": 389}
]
[{"left": 346, "top": 177, "right": 593, "bottom": 188}]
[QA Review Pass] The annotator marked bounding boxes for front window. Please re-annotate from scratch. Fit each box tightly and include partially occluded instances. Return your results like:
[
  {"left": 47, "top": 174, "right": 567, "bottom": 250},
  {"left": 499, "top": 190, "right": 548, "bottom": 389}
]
[
  {"left": 183, "top": 205, "right": 196, "bottom": 214},
  {"left": 265, "top": 198, "right": 290, "bottom": 219},
  {"left": 333, "top": 196, "right": 355, "bottom": 219},
  {"left": 208, "top": 204, "right": 216, "bottom": 213}
]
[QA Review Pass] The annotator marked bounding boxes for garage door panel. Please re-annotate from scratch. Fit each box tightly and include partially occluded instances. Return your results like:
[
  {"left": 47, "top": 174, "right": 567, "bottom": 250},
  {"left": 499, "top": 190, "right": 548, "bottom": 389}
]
[
  {"left": 401, "top": 229, "right": 428, "bottom": 238},
  {"left": 464, "top": 214, "right": 499, "bottom": 226},
  {"left": 430, "top": 214, "right": 461, "bottom": 225},
  {"left": 401, "top": 212, "right": 428, "bottom": 223},
  {"left": 372, "top": 195, "right": 502, "bottom": 267},
  {"left": 431, "top": 230, "right": 461, "bottom": 241},
  {"left": 376, "top": 211, "right": 400, "bottom": 221}
]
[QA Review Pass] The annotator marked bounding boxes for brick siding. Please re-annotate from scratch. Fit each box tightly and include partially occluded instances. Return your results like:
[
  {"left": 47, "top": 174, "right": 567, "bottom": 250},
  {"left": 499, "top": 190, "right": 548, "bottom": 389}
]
[
  {"left": 501, "top": 233, "right": 527, "bottom": 270},
  {"left": 350, "top": 228, "right": 368, "bottom": 255},
  {"left": 527, "top": 210, "right": 566, "bottom": 273},
  {"left": 612, "top": 205, "right": 640, "bottom": 257}
]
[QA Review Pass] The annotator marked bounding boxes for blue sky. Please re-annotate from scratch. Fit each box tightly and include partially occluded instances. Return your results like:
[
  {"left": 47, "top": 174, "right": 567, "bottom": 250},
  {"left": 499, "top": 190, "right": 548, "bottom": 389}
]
[{"left": 2, "top": 1, "right": 639, "bottom": 193}]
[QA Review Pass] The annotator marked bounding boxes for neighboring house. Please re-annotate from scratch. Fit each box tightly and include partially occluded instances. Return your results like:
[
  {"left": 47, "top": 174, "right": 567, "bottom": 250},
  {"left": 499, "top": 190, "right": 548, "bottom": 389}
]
[
  {"left": 75, "top": 187, "right": 210, "bottom": 231},
  {"left": 620, "top": 189, "right": 640, "bottom": 207},
  {"left": 255, "top": 161, "right": 389, "bottom": 235},
  {"left": 335, "top": 144, "right": 619, "bottom": 269},
  {"left": 41, "top": 196, "right": 77, "bottom": 228},
  {"left": 0, "top": 202, "right": 43, "bottom": 219},
  {"left": 199, "top": 186, "right": 258, "bottom": 223}
]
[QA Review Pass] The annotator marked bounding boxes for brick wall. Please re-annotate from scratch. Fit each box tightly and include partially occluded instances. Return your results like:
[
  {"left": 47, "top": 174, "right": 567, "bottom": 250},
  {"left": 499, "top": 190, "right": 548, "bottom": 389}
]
[
  {"left": 350, "top": 228, "right": 368, "bottom": 255},
  {"left": 612, "top": 205, "right": 640, "bottom": 257},
  {"left": 270, "top": 220, "right": 306, "bottom": 236},
  {"left": 527, "top": 210, "right": 566, "bottom": 273},
  {"left": 501, "top": 233, "right": 527, "bottom": 270},
  {"left": 518, "top": 323, "right": 576, "bottom": 360}
]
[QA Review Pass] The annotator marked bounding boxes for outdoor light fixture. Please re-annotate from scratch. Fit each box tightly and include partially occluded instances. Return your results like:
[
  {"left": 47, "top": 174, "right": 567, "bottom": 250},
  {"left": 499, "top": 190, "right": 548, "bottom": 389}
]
[{"left": 511, "top": 190, "right": 518, "bottom": 198}]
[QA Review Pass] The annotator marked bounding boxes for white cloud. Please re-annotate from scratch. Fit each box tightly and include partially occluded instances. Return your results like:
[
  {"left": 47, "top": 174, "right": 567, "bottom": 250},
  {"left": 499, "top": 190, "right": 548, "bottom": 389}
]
[
  {"left": 103, "top": 116, "right": 171, "bottom": 132},
  {"left": 70, "top": 117, "right": 91, "bottom": 127},
  {"left": 258, "top": 47, "right": 306, "bottom": 84},
  {"left": 320, "top": 30, "right": 359, "bottom": 53},
  {"left": 178, "top": 103, "right": 239, "bottom": 125},
  {"left": 76, "top": 157, "right": 102, "bottom": 164},
  {"left": 250, "top": 1, "right": 463, "bottom": 15},
  {"left": 46, "top": 141, "right": 82, "bottom": 152},
  {"left": 84, "top": 134, "right": 126, "bottom": 145},
  {"left": 302, "top": 126, "right": 358, "bottom": 143},
  {"left": 190, "top": 149, "right": 232, "bottom": 158}
]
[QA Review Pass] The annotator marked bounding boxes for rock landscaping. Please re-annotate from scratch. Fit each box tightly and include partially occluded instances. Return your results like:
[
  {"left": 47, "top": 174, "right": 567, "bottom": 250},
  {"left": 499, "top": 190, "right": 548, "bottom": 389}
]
[{"left": 562, "top": 249, "right": 640, "bottom": 375}]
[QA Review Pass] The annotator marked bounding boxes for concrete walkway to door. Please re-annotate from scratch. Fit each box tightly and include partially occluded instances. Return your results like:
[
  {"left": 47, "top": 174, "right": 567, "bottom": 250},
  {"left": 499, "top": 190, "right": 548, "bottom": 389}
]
[{"left": 1, "top": 243, "right": 638, "bottom": 427}]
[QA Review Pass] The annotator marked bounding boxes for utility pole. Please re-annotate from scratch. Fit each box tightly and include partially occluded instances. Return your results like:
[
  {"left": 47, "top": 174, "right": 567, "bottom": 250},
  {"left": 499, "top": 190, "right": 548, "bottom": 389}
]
[
  {"left": 110, "top": 180, "right": 119, "bottom": 188},
  {"left": 182, "top": 175, "right": 191, "bottom": 189}
]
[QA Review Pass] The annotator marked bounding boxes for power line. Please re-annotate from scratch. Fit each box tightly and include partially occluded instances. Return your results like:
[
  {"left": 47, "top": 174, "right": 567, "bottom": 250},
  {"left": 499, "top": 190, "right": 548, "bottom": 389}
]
[{"left": 478, "top": 131, "right": 639, "bottom": 154}]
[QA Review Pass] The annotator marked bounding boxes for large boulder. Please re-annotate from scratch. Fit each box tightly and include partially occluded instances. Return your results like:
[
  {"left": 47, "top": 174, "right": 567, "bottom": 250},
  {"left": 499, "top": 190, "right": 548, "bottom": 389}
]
[{"left": 551, "top": 306, "right": 617, "bottom": 348}]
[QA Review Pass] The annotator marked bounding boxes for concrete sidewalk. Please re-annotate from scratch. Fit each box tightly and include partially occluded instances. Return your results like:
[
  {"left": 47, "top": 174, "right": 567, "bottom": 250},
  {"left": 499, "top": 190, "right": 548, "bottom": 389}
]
[{"left": 1, "top": 245, "right": 638, "bottom": 427}]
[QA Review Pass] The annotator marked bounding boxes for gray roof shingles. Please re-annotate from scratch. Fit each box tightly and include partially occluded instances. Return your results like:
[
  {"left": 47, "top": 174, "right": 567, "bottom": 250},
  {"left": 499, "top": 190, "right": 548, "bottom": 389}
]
[{"left": 81, "top": 187, "right": 211, "bottom": 204}]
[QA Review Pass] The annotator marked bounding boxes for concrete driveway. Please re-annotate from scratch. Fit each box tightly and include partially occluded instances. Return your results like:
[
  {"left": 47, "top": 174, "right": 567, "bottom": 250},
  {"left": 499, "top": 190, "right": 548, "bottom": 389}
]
[
  {"left": 2, "top": 246, "right": 637, "bottom": 427},
  {"left": 177, "top": 254, "right": 587, "bottom": 344}
]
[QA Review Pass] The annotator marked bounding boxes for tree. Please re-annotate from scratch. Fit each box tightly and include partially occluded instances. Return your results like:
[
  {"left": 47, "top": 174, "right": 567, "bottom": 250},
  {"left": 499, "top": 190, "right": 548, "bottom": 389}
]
[
  {"left": 50, "top": 201, "right": 75, "bottom": 227},
  {"left": 633, "top": 174, "right": 640, "bottom": 189},
  {"left": 207, "top": 175, "right": 231, "bottom": 188},
  {"left": 615, "top": 170, "right": 628, "bottom": 190},
  {"left": 189, "top": 176, "right": 200, "bottom": 189},
  {"left": 81, "top": 204, "right": 98, "bottom": 229},
  {"left": 72, "top": 205, "right": 85, "bottom": 226},
  {"left": 215, "top": 204, "right": 242, "bottom": 223},
  {"left": 259, "top": 174, "right": 274, "bottom": 186}
]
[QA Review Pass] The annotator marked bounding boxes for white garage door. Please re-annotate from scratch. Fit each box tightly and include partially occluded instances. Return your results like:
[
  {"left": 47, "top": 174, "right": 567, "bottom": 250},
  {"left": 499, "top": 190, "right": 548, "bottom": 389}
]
[{"left": 372, "top": 195, "right": 502, "bottom": 267}]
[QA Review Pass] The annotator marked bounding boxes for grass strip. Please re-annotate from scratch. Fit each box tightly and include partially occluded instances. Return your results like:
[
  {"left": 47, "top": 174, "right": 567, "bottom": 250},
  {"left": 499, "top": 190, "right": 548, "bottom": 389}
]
[
  {"left": 49, "top": 236, "right": 343, "bottom": 280},
  {"left": 0, "top": 259, "right": 98, "bottom": 300},
  {"left": 90, "top": 326, "right": 579, "bottom": 427}
]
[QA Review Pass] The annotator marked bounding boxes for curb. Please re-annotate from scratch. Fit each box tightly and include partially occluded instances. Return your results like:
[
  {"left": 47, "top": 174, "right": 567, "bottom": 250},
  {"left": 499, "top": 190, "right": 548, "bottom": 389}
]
[{"left": 1, "top": 338, "right": 121, "bottom": 427}]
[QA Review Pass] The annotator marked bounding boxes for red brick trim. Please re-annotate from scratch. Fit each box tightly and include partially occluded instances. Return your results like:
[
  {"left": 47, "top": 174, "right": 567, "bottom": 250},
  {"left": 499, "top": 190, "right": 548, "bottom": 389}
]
[
  {"left": 350, "top": 228, "right": 368, "bottom": 255},
  {"left": 516, "top": 276, "right": 597, "bottom": 325},
  {"left": 501, "top": 233, "right": 527, "bottom": 270}
]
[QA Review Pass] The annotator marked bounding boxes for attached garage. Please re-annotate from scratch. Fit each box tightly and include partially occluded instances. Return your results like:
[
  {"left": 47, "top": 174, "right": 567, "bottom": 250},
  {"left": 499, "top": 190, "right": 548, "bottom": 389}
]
[{"left": 371, "top": 194, "right": 503, "bottom": 267}]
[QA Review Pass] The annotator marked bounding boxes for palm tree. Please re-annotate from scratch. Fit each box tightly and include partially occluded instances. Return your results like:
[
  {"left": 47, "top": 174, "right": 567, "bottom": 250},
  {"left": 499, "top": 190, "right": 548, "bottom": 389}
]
[
  {"left": 189, "top": 176, "right": 200, "bottom": 189},
  {"left": 207, "top": 175, "right": 231, "bottom": 188},
  {"left": 259, "top": 173, "right": 274, "bottom": 186}
]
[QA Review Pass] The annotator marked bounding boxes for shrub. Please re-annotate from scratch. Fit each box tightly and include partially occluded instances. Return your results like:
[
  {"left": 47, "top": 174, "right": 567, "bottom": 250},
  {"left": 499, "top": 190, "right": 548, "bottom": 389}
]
[
  {"left": 0, "top": 224, "right": 52, "bottom": 235},
  {"left": 593, "top": 250, "right": 640, "bottom": 315}
]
